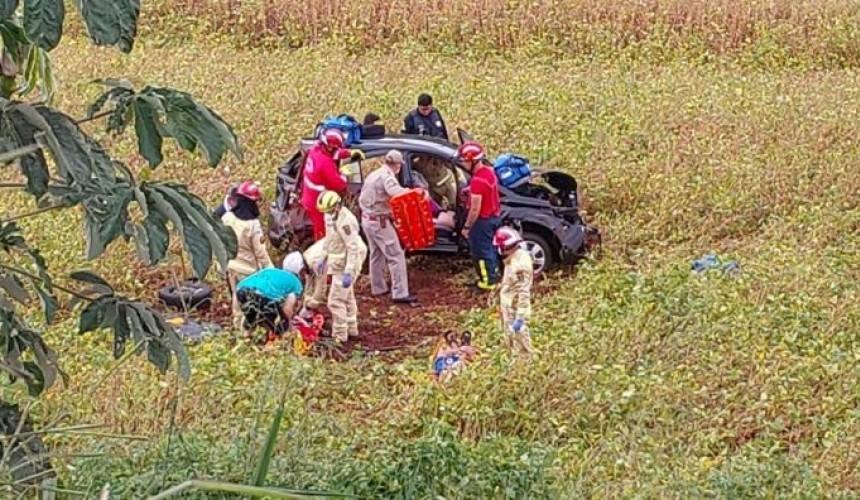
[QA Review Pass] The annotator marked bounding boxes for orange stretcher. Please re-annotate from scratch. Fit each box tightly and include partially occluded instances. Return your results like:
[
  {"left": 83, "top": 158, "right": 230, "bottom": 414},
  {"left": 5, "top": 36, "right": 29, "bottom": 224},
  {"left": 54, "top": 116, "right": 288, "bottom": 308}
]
[{"left": 390, "top": 188, "right": 436, "bottom": 251}]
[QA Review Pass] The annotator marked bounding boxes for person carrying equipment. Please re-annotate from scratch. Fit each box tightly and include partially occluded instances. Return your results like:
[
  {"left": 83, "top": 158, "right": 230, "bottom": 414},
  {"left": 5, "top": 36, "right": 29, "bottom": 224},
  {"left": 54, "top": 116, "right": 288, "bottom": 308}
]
[
  {"left": 493, "top": 226, "right": 534, "bottom": 359},
  {"left": 358, "top": 149, "right": 424, "bottom": 305},
  {"left": 316, "top": 190, "right": 368, "bottom": 342},
  {"left": 235, "top": 267, "right": 304, "bottom": 345},
  {"left": 300, "top": 128, "right": 365, "bottom": 241},
  {"left": 456, "top": 141, "right": 502, "bottom": 292}
]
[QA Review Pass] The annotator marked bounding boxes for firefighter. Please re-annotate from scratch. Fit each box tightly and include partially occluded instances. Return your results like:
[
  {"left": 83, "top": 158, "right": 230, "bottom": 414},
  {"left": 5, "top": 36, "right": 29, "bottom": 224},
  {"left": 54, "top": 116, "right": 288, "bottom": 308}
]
[
  {"left": 493, "top": 226, "right": 534, "bottom": 358},
  {"left": 357, "top": 149, "right": 423, "bottom": 305},
  {"left": 456, "top": 141, "right": 502, "bottom": 292},
  {"left": 299, "top": 238, "right": 329, "bottom": 315},
  {"left": 316, "top": 190, "right": 368, "bottom": 342},
  {"left": 300, "top": 128, "right": 365, "bottom": 241},
  {"left": 220, "top": 181, "right": 274, "bottom": 331}
]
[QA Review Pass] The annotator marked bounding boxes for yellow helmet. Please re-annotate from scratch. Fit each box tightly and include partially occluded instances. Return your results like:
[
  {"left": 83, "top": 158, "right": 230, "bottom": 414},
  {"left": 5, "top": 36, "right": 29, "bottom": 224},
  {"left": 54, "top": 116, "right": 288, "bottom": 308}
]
[{"left": 316, "top": 190, "right": 341, "bottom": 213}]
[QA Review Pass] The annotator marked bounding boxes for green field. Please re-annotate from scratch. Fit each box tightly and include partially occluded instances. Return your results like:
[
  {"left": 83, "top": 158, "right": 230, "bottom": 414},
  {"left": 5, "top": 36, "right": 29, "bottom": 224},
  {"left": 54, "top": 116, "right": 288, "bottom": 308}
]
[{"left": 1, "top": 1, "right": 859, "bottom": 497}]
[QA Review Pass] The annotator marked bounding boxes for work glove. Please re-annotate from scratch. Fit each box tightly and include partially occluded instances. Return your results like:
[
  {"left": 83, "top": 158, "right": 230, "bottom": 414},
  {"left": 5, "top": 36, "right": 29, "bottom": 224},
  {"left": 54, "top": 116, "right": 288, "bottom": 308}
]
[
  {"left": 342, "top": 272, "right": 353, "bottom": 288},
  {"left": 349, "top": 149, "right": 365, "bottom": 162},
  {"left": 314, "top": 258, "right": 327, "bottom": 275},
  {"left": 511, "top": 318, "right": 524, "bottom": 333},
  {"left": 339, "top": 164, "right": 354, "bottom": 176}
]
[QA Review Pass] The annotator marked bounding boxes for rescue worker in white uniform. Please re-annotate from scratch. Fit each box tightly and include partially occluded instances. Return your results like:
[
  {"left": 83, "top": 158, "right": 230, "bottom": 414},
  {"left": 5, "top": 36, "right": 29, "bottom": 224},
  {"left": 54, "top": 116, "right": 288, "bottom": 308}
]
[
  {"left": 299, "top": 237, "right": 329, "bottom": 313},
  {"left": 493, "top": 226, "right": 535, "bottom": 359},
  {"left": 357, "top": 149, "right": 419, "bottom": 304},
  {"left": 316, "top": 190, "right": 368, "bottom": 342}
]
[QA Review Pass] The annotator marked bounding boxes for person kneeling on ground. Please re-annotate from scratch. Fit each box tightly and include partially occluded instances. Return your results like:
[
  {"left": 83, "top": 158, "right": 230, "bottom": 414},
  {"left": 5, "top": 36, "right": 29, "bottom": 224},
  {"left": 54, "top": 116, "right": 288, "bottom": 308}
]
[
  {"left": 316, "top": 190, "right": 368, "bottom": 343},
  {"left": 235, "top": 267, "right": 304, "bottom": 345},
  {"left": 493, "top": 226, "right": 535, "bottom": 360}
]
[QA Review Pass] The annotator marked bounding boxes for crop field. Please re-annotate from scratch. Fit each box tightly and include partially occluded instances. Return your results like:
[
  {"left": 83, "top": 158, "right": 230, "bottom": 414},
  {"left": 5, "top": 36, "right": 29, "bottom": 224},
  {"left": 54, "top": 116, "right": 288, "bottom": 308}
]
[{"left": 1, "top": 0, "right": 859, "bottom": 498}]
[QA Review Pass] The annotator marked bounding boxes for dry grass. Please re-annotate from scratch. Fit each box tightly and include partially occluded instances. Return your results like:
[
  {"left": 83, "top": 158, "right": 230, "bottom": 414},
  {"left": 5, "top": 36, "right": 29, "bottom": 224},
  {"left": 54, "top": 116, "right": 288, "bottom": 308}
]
[
  {"left": 143, "top": 0, "right": 860, "bottom": 65},
  {"left": 1, "top": 4, "right": 859, "bottom": 495}
]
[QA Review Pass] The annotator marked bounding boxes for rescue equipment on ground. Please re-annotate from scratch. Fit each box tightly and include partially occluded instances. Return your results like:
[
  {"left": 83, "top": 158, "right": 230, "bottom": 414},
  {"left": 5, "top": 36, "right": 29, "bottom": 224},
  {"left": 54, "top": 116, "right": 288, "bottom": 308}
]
[{"left": 291, "top": 313, "right": 325, "bottom": 355}]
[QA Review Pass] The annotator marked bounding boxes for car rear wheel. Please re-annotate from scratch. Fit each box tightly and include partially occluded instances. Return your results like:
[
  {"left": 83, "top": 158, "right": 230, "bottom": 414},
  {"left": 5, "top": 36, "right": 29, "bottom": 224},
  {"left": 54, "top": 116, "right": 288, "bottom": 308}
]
[{"left": 520, "top": 232, "right": 554, "bottom": 275}]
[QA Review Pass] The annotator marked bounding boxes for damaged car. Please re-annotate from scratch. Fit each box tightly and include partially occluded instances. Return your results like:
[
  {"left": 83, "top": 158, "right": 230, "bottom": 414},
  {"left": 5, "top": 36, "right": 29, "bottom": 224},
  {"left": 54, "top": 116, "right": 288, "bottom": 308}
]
[{"left": 267, "top": 128, "right": 600, "bottom": 275}]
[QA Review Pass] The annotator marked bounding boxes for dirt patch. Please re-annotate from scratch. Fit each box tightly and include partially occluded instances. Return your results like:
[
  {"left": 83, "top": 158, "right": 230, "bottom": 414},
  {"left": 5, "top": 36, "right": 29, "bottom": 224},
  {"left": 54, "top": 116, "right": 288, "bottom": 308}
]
[{"left": 132, "top": 254, "right": 566, "bottom": 362}]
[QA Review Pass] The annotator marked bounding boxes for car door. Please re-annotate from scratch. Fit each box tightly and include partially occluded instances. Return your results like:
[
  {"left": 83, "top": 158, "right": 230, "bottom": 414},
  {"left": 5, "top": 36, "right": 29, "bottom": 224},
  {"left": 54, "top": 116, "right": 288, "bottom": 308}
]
[{"left": 402, "top": 151, "right": 464, "bottom": 254}]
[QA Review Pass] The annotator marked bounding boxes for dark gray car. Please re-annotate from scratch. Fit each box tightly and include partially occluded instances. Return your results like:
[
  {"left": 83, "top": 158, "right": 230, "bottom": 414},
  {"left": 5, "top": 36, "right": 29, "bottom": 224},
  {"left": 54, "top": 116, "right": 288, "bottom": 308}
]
[{"left": 267, "top": 129, "right": 600, "bottom": 275}]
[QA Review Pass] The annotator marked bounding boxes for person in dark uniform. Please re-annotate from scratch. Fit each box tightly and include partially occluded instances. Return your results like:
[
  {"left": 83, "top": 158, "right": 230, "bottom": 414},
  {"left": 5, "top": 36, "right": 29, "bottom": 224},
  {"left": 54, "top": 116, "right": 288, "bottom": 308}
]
[{"left": 403, "top": 93, "right": 449, "bottom": 140}]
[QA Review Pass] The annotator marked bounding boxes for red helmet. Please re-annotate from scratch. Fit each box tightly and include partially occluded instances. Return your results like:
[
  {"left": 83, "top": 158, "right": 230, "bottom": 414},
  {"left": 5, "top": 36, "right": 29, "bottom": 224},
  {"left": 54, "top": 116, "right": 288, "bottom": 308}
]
[
  {"left": 455, "top": 141, "right": 485, "bottom": 162},
  {"left": 236, "top": 181, "right": 261, "bottom": 201},
  {"left": 493, "top": 226, "right": 523, "bottom": 252},
  {"left": 319, "top": 129, "right": 345, "bottom": 149}
]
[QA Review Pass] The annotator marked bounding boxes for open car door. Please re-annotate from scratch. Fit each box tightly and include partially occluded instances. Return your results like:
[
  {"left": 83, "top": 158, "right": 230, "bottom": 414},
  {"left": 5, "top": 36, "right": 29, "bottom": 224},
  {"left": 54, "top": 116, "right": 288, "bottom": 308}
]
[{"left": 456, "top": 128, "right": 475, "bottom": 144}]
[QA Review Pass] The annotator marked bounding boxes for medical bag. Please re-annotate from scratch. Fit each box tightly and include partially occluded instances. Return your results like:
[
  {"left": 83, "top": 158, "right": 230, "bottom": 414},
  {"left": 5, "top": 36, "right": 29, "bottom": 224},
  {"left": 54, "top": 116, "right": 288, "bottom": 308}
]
[{"left": 493, "top": 153, "right": 533, "bottom": 189}]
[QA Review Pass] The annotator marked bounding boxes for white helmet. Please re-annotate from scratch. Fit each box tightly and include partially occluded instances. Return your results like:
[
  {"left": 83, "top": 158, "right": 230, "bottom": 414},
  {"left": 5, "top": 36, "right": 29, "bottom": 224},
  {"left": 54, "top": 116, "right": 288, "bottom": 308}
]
[{"left": 281, "top": 251, "right": 305, "bottom": 275}]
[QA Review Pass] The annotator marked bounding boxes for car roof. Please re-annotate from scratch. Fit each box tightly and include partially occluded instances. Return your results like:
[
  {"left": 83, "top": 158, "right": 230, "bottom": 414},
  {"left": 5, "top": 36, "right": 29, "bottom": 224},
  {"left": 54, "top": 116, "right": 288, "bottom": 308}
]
[{"left": 300, "top": 133, "right": 459, "bottom": 160}]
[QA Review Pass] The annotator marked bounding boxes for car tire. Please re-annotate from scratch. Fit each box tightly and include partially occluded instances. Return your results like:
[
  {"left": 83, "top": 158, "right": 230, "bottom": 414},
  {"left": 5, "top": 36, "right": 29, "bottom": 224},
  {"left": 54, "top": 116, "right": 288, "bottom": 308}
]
[
  {"left": 158, "top": 279, "right": 214, "bottom": 311},
  {"left": 520, "top": 232, "right": 554, "bottom": 275}
]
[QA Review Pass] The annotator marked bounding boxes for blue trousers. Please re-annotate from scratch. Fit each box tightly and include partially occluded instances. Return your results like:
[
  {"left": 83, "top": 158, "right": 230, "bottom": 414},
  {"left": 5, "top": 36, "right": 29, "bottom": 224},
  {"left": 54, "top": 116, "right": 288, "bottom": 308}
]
[{"left": 468, "top": 216, "right": 501, "bottom": 289}]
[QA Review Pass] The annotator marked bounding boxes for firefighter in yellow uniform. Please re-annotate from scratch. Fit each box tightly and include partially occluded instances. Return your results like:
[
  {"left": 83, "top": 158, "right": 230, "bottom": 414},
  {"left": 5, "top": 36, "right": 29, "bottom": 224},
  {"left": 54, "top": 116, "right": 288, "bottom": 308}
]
[
  {"left": 492, "top": 226, "right": 534, "bottom": 358},
  {"left": 316, "top": 190, "right": 368, "bottom": 342}
]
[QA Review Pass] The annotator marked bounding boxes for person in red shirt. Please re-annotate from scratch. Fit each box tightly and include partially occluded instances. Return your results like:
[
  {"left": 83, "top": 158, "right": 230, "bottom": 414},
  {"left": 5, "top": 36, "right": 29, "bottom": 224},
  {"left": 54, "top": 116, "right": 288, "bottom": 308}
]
[
  {"left": 300, "top": 129, "right": 365, "bottom": 240},
  {"left": 456, "top": 141, "right": 502, "bottom": 291}
]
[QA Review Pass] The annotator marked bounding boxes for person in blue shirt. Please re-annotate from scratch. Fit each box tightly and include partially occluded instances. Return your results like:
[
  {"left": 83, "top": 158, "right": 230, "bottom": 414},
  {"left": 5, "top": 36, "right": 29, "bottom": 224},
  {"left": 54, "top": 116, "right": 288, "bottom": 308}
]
[{"left": 235, "top": 266, "right": 304, "bottom": 342}]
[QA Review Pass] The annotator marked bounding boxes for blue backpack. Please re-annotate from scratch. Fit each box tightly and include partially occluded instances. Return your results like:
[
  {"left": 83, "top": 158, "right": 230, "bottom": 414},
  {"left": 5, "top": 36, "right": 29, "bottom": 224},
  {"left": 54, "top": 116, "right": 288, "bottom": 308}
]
[
  {"left": 493, "top": 153, "right": 533, "bottom": 188},
  {"left": 316, "top": 114, "right": 362, "bottom": 146}
]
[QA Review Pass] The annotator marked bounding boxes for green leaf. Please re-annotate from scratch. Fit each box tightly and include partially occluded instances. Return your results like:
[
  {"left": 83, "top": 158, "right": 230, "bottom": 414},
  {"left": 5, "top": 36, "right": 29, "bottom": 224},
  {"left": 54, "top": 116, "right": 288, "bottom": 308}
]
[
  {"left": 79, "top": 296, "right": 112, "bottom": 334},
  {"left": 75, "top": 0, "right": 139, "bottom": 53},
  {"left": 151, "top": 183, "right": 234, "bottom": 277},
  {"left": 27, "top": 333, "right": 59, "bottom": 389},
  {"left": 142, "top": 201, "right": 169, "bottom": 264},
  {"left": 0, "top": 273, "right": 31, "bottom": 304},
  {"left": 0, "top": 1, "right": 19, "bottom": 21},
  {"left": 146, "top": 340, "right": 170, "bottom": 373},
  {"left": 144, "top": 185, "right": 212, "bottom": 278},
  {"left": 132, "top": 97, "right": 163, "bottom": 167},
  {"left": 0, "top": 107, "right": 50, "bottom": 198},
  {"left": 69, "top": 269, "right": 113, "bottom": 290},
  {"left": 22, "top": 360, "right": 45, "bottom": 396},
  {"left": 18, "top": 43, "right": 55, "bottom": 102},
  {"left": 141, "top": 86, "right": 243, "bottom": 167},
  {"left": 86, "top": 85, "right": 132, "bottom": 119},
  {"left": 29, "top": 279, "right": 56, "bottom": 323},
  {"left": 22, "top": 0, "right": 65, "bottom": 52},
  {"left": 33, "top": 105, "right": 116, "bottom": 185},
  {"left": 81, "top": 188, "right": 134, "bottom": 259},
  {"left": 252, "top": 391, "right": 286, "bottom": 486}
]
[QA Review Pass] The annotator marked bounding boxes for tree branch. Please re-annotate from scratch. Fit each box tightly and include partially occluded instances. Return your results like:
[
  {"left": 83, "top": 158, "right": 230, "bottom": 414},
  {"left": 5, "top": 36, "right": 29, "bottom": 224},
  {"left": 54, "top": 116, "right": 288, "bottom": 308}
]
[
  {"left": 0, "top": 143, "right": 42, "bottom": 164},
  {"left": 75, "top": 109, "right": 113, "bottom": 125},
  {"left": 0, "top": 264, "right": 92, "bottom": 301},
  {"left": 1, "top": 205, "right": 65, "bottom": 223}
]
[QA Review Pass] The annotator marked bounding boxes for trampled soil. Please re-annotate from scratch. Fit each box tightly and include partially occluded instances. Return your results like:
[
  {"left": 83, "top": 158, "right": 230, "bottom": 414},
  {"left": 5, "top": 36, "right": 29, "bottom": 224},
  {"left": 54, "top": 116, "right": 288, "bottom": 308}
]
[
  {"left": 138, "top": 255, "right": 479, "bottom": 359},
  {"left": 138, "top": 253, "right": 565, "bottom": 362}
]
